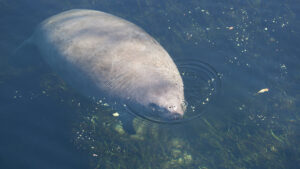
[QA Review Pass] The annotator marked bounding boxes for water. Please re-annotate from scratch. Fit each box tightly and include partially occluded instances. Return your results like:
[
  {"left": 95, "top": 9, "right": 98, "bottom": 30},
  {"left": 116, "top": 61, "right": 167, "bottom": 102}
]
[{"left": 0, "top": 0, "right": 299, "bottom": 168}]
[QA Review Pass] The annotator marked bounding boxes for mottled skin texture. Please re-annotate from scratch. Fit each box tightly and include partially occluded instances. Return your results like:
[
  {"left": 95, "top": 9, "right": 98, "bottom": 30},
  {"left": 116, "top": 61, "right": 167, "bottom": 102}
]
[{"left": 31, "top": 9, "right": 185, "bottom": 119}]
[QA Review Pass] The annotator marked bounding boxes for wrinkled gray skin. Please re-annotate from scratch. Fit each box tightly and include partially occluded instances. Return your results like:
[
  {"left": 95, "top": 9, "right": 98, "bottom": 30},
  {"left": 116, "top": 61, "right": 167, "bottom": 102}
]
[{"left": 30, "top": 9, "right": 185, "bottom": 120}]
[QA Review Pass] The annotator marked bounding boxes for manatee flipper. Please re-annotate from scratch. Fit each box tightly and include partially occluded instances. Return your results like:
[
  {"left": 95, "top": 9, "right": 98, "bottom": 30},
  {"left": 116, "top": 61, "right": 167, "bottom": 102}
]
[{"left": 118, "top": 112, "right": 136, "bottom": 135}]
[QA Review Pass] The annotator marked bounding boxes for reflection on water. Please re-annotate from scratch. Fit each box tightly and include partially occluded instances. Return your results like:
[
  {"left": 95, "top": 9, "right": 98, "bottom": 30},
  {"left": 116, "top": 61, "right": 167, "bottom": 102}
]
[{"left": 0, "top": 0, "right": 299, "bottom": 169}]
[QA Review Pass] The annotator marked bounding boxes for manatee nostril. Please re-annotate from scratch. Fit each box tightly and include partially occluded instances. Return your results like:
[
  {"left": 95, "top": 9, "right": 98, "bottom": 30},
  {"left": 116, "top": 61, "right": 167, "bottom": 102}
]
[{"left": 168, "top": 105, "right": 177, "bottom": 110}]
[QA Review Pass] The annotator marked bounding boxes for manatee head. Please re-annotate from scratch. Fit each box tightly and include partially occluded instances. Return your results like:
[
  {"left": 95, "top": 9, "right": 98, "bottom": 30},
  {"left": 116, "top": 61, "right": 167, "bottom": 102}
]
[{"left": 145, "top": 82, "right": 186, "bottom": 121}]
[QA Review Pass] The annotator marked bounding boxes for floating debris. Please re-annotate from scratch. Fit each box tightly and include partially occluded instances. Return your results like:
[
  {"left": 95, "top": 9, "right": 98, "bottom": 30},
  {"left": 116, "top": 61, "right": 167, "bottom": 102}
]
[
  {"left": 257, "top": 88, "right": 269, "bottom": 94},
  {"left": 227, "top": 26, "right": 234, "bottom": 30},
  {"left": 280, "top": 64, "right": 287, "bottom": 69},
  {"left": 112, "top": 112, "right": 119, "bottom": 117}
]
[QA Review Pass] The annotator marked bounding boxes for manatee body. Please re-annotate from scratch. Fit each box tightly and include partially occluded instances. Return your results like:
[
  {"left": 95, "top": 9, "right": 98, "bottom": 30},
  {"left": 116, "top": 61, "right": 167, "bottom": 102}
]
[{"left": 30, "top": 9, "right": 185, "bottom": 120}]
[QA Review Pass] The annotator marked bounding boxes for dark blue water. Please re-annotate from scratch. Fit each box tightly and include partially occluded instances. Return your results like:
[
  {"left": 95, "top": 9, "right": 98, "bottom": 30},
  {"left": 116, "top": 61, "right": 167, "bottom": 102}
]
[{"left": 0, "top": 0, "right": 299, "bottom": 169}]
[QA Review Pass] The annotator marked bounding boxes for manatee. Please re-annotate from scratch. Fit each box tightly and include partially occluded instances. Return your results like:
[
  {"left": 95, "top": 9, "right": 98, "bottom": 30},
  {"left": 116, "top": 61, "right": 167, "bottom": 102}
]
[{"left": 28, "top": 9, "right": 185, "bottom": 120}]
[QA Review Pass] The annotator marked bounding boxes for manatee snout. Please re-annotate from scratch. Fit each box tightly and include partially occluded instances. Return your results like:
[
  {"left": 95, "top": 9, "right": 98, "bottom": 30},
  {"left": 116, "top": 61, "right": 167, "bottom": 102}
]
[
  {"left": 148, "top": 102, "right": 186, "bottom": 121},
  {"left": 167, "top": 102, "right": 187, "bottom": 120}
]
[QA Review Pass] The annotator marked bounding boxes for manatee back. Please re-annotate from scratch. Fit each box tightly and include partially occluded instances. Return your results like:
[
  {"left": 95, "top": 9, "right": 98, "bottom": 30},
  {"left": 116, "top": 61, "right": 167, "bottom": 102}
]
[{"left": 31, "top": 9, "right": 184, "bottom": 105}]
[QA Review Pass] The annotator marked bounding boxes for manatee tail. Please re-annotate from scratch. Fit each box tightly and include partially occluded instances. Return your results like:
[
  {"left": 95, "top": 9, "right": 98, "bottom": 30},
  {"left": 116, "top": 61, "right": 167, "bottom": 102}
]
[
  {"left": 10, "top": 36, "right": 44, "bottom": 69},
  {"left": 12, "top": 36, "right": 33, "bottom": 56}
]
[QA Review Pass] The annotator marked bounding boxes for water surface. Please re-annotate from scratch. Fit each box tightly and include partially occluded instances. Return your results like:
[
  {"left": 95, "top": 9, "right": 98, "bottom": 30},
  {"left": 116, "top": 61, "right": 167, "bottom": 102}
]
[{"left": 0, "top": 0, "right": 299, "bottom": 168}]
